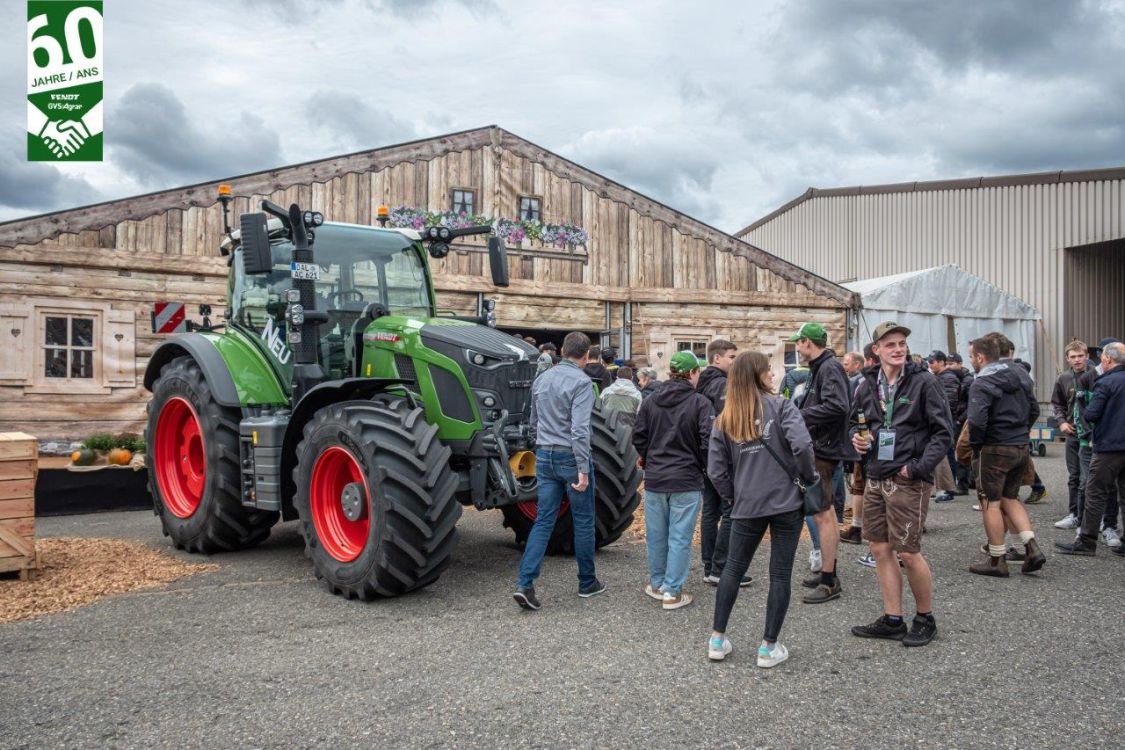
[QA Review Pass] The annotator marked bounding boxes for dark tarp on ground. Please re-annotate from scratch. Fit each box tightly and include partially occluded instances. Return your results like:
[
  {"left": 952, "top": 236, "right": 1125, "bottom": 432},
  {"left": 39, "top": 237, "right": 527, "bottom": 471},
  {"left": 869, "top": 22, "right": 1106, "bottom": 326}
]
[{"left": 35, "top": 468, "right": 153, "bottom": 516}]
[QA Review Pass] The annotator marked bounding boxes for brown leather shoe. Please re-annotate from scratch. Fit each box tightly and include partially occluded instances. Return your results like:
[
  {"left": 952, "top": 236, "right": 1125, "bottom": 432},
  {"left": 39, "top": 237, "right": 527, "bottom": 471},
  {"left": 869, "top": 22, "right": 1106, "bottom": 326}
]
[
  {"left": 1021, "top": 538, "right": 1046, "bottom": 574},
  {"left": 969, "top": 553, "right": 1009, "bottom": 577},
  {"left": 802, "top": 581, "right": 842, "bottom": 603},
  {"left": 839, "top": 526, "right": 863, "bottom": 545}
]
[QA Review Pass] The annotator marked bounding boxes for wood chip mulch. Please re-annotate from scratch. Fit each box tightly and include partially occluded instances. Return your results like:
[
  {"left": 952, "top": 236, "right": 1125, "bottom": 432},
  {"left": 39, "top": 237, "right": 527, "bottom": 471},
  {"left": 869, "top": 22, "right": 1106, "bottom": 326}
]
[{"left": 0, "top": 538, "right": 219, "bottom": 625}]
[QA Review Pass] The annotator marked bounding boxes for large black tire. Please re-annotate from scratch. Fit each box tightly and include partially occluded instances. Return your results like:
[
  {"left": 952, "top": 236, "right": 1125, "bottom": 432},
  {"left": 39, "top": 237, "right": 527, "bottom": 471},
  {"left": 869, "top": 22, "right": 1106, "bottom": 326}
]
[
  {"left": 146, "top": 356, "right": 279, "bottom": 553},
  {"left": 293, "top": 398, "right": 461, "bottom": 599},
  {"left": 501, "top": 403, "right": 643, "bottom": 554}
]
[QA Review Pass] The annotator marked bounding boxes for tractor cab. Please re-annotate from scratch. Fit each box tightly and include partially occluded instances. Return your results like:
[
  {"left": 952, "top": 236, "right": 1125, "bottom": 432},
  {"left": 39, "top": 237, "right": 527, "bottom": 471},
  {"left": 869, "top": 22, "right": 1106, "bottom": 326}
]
[{"left": 226, "top": 222, "right": 435, "bottom": 380}]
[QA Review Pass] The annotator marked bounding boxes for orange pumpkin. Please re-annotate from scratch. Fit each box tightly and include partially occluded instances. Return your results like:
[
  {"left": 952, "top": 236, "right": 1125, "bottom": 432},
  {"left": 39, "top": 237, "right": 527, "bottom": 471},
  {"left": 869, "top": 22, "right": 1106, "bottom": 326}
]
[{"left": 107, "top": 447, "right": 133, "bottom": 466}]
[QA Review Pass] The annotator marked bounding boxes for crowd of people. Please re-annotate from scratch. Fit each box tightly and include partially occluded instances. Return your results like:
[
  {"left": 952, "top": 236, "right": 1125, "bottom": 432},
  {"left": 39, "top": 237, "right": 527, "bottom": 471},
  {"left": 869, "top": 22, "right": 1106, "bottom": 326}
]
[{"left": 511, "top": 326, "right": 1125, "bottom": 668}]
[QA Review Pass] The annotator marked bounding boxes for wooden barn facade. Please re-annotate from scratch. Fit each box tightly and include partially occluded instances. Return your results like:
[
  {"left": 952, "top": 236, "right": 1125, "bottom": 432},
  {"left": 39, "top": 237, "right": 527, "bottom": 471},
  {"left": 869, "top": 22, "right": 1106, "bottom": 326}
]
[{"left": 0, "top": 126, "right": 855, "bottom": 440}]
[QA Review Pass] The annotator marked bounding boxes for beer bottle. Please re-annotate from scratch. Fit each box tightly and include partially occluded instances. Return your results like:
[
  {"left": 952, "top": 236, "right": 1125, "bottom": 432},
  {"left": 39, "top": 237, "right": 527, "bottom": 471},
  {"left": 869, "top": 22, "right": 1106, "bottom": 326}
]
[{"left": 857, "top": 412, "right": 871, "bottom": 442}]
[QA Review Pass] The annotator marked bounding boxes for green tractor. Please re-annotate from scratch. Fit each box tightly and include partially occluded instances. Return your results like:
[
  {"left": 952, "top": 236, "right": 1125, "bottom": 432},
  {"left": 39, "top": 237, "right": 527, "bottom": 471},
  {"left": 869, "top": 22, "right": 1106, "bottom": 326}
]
[{"left": 143, "top": 190, "right": 641, "bottom": 598}]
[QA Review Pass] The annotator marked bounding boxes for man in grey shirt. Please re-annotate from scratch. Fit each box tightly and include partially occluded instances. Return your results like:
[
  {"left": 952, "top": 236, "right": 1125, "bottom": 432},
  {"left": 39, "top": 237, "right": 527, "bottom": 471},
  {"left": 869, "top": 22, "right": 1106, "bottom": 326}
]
[{"left": 514, "top": 331, "right": 604, "bottom": 610}]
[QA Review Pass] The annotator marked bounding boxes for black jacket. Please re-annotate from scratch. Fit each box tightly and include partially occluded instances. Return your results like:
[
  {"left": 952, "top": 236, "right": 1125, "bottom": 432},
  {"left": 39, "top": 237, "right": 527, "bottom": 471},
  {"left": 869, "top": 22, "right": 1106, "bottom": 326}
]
[
  {"left": 800, "top": 349, "right": 852, "bottom": 461},
  {"left": 852, "top": 362, "right": 954, "bottom": 481},
  {"left": 1050, "top": 367, "right": 1097, "bottom": 436},
  {"left": 583, "top": 362, "right": 614, "bottom": 393},
  {"left": 696, "top": 366, "right": 728, "bottom": 412},
  {"left": 1085, "top": 366, "right": 1125, "bottom": 452},
  {"left": 633, "top": 378, "right": 715, "bottom": 493},
  {"left": 640, "top": 381, "right": 661, "bottom": 400},
  {"left": 967, "top": 362, "right": 1040, "bottom": 448},
  {"left": 937, "top": 369, "right": 964, "bottom": 422},
  {"left": 953, "top": 368, "right": 973, "bottom": 423}
]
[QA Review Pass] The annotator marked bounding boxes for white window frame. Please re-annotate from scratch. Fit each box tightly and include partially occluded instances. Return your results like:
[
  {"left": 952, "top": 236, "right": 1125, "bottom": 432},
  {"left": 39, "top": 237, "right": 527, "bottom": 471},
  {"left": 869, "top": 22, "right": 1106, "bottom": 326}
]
[
  {"left": 451, "top": 188, "right": 476, "bottom": 216},
  {"left": 40, "top": 310, "right": 99, "bottom": 384},
  {"left": 518, "top": 195, "right": 541, "bottom": 222}
]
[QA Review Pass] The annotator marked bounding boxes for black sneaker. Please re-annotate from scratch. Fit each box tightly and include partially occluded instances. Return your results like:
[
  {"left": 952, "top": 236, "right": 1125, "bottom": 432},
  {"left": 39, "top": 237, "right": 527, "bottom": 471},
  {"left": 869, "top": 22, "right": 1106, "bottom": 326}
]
[
  {"left": 738, "top": 575, "right": 752, "bottom": 588},
  {"left": 1025, "top": 488, "right": 1047, "bottom": 504},
  {"left": 953, "top": 482, "right": 969, "bottom": 496},
  {"left": 710, "top": 571, "right": 752, "bottom": 588},
  {"left": 513, "top": 587, "right": 541, "bottom": 610},
  {"left": 851, "top": 616, "right": 907, "bottom": 641},
  {"left": 1055, "top": 538, "right": 1096, "bottom": 556},
  {"left": 1005, "top": 547, "right": 1026, "bottom": 563},
  {"left": 578, "top": 578, "right": 606, "bottom": 598},
  {"left": 902, "top": 615, "right": 937, "bottom": 647}
]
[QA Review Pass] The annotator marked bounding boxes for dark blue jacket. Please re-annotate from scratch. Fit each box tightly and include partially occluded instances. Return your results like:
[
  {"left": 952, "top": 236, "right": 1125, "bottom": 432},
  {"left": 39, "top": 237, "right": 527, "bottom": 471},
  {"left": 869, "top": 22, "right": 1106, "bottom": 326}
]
[{"left": 1085, "top": 366, "right": 1125, "bottom": 453}]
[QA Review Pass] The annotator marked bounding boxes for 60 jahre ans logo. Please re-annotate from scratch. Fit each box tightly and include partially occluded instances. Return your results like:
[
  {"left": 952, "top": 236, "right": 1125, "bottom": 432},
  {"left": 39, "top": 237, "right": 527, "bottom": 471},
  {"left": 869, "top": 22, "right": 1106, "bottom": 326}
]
[{"left": 27, "top": 1, "right": 103, "bottom": 161}]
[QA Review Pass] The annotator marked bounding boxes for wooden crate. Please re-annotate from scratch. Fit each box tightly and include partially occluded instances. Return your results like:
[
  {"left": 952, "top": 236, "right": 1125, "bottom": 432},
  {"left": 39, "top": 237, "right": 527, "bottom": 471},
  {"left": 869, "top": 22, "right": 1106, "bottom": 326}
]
[{"left": 0, "top": 432, "right": 40, "bottom": 580}]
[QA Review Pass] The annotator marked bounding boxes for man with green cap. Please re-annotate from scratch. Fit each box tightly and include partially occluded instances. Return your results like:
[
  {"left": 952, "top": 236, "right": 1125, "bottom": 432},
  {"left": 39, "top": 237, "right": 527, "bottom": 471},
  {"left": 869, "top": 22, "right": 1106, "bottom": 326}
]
[
  {"left": 789, "top": 322, "right": 852, "bottom": 604},
  {"left": 633, "top": 350, "right": 714, "bottom": 609},
  {"left": 849, "top": 321, "right": 952, "bottom": 646}
]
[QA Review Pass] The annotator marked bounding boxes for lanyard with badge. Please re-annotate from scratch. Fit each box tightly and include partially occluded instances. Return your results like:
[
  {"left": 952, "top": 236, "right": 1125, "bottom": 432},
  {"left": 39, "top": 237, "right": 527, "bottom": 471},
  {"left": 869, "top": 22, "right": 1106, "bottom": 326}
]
[{"left": 877, "top": 370, "right": 897, "bottom": 461}]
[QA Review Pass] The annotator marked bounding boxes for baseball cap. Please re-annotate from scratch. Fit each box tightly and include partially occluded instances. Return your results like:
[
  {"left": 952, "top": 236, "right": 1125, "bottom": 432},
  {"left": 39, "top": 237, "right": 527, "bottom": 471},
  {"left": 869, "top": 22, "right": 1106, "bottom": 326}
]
[
  {"left": 670, "top": 350, "right": 701, "bottom": 373},
  {"left": 948, "top": 352, "right": 963, "bottom": 363},
  {"left": 872, "top": 321, "right": 911, "bottom": 342},
  {"left": 787, "top": 322, "right": 828, "bottom": 345},
  {"left": 927, "top": 350, "right": 948, "bottom": 363}
]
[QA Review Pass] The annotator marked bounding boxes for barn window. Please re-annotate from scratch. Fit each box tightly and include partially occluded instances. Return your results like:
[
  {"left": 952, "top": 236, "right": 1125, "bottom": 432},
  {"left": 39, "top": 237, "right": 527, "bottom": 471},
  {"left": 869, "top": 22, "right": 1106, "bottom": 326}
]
[
  {"left": 451, "top": 189, "right": 475, "bottom": 216},
  {"left": 675, "top": 339, "right": 708, "bottom": 360},
  {"left": 783, "top": 342, "right": 798, "bottom": 372},
  {"left": 43, "top": 314, "right": 96, "bottom": 379},
  {"left": 518, "top": 196, "right": 541, "bottom": 222}
]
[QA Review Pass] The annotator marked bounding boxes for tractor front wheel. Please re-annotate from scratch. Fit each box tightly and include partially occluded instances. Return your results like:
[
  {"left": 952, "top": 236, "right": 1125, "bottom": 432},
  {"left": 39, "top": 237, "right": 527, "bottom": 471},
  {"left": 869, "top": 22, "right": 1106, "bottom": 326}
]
[
  {"left": 146, "top": 356, "right": 279, "bottom": 553},
  {"left": 293, "top": 398, "right": 461, "bottom": 598},
  {"left": 501, "top": 402, "right": 642, "bottom": 554}
]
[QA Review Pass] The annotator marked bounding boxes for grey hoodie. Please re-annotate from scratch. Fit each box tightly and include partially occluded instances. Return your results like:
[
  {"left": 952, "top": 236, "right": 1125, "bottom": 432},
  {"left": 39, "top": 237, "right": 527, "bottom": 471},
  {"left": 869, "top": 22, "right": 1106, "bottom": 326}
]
[{"left": 707, "top": 394, "right": 818, "bottom": 520}]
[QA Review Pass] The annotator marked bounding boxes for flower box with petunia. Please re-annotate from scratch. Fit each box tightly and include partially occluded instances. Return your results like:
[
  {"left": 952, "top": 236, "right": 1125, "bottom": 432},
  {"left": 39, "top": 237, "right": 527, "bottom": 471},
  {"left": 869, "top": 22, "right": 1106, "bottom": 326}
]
[{"left": 388, "top": 207, "right": 588, "bottom": 250}]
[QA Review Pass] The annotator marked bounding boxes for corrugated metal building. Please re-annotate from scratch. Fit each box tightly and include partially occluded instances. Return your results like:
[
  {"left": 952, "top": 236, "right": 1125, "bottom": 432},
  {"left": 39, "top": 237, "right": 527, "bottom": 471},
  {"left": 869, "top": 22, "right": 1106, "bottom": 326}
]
[{"left": 736, "top": 168, "right": 1125, "bottom": 399}]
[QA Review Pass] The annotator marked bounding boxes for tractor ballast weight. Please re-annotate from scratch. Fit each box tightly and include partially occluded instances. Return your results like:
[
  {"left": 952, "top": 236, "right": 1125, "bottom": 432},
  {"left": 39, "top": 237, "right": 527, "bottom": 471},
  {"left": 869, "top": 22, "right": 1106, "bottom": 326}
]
[{"left": 143, "top": 193, "right": 641, "bottom": 598}]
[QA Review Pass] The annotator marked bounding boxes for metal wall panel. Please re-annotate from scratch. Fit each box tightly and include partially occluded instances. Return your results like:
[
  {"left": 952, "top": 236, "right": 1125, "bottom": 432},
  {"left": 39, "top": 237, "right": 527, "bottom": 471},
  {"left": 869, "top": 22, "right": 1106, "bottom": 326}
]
[{"left": 741, "top": 179, "right": 1125, "bottom": 399}]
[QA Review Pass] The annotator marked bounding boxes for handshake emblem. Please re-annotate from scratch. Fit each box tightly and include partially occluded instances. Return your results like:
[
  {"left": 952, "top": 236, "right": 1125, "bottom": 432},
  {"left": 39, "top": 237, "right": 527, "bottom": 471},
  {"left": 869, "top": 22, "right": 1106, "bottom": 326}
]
[{"left": 28, "top": 101, "right": 102, "bottom": 160}]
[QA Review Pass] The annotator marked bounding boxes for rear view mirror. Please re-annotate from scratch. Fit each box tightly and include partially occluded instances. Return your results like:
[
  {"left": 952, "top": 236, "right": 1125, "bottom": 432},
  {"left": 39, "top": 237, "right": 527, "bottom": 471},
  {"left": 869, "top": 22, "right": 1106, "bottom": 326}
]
[
  {"left": 488, "top": 236, "right": 510, "bottom": 287},
  {"left": 240, "top": 212, "right": 273, "bottom": 274}
]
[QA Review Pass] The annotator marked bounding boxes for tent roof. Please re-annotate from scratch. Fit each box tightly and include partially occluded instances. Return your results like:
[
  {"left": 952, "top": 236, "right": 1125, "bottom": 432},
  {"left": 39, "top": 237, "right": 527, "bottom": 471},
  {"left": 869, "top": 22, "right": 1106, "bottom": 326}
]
[{"left": 842, "top": 265, "right": 1041, "bottom": 320}]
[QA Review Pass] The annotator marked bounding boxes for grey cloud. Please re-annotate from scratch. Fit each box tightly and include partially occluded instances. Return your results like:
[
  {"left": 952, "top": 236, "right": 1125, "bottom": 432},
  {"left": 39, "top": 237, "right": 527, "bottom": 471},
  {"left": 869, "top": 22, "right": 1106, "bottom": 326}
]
[
  {"left": 110, "top": 83, "right": 283, "bottom": 186},
  {"left": 559, "top": 127, "right": 726, "bottom": 223},
  {"left": 304, "top": 90, "right": 418, "bottom": 153},
  {"left": 0, "top": 140, "right": 102, "bottom": 217}
]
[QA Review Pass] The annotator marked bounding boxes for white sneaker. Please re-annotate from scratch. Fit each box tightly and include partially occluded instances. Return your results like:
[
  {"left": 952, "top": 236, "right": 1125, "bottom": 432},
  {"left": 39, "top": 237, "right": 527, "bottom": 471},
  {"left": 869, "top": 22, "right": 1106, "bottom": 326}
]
[
  {"left": 809, "top": 548, "right": 823, "bottom": 572},
  {"left": 1101, "top": 526, "right": 1122, "bottom": 548},
  {"left": 708, "top": 635, "right": 732, "bottom": 661},
  {"left": 702, "top": 573, "right": 721, "bottom": 585},
  {"left": 1055, "top": 513, "right": 1079, "bottom": 529},
  {"left": 757, "top": 642, "right": 789, "bottom": 668},
  {"left": 645, "top": 583, "right": 664, "bottom": 601}
]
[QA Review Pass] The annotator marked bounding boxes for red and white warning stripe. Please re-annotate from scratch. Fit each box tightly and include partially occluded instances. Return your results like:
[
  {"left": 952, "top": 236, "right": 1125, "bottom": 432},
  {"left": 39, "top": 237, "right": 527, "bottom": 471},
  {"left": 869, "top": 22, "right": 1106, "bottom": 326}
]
[{"left": 151, "top": 302, "right": 187, "bottom": 334}]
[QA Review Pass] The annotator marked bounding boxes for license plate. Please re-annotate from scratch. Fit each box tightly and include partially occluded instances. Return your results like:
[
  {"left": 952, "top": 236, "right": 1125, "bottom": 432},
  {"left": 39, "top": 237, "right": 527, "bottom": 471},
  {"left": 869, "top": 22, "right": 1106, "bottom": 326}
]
[{"left": 290, "top": 262, "right": 320, "bottom": 280}]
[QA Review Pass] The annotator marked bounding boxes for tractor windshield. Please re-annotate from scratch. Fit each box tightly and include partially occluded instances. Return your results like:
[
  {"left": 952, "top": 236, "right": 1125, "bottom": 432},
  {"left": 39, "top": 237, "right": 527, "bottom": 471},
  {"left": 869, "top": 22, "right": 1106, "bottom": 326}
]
[{"left": 229, "top": 223, "right": 434, "bottom": 377}]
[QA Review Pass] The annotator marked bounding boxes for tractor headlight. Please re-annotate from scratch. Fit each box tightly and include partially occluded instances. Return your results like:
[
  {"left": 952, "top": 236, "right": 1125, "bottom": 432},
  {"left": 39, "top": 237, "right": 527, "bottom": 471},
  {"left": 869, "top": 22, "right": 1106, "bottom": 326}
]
[
  {"left": 428, "top": 227, "right": 440, "bottom": 240},
  {"left": 482, "top": 395, "right": 496, "bottom": 407},
  {"left": 439, "top": 227, "right": 451, "bottom": 240},
  {"left": 472, "top": 353, "right": 486, "bottom": 365},
  {"left": 482, "top": 298, "right": 496, "bottom": 312}
]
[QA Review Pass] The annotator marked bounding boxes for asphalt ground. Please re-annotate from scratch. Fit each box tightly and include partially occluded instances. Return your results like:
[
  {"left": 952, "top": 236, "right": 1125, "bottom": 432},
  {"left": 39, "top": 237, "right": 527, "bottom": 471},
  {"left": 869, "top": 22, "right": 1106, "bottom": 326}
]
[{"left": 2, "top": 448, "right": 1122, "bottom": 749}]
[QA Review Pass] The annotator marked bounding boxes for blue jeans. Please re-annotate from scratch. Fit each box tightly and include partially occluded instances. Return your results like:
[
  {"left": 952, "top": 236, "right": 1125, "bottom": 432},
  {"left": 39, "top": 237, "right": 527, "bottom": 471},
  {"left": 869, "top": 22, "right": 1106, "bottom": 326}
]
[
  {"left": 644, "top": 490, "right": 702, "bottom": 596},
  {"left": 805, "top": 515, "right": 821, "bottom": 550},
  {"left": 517, "top": 449, "right": 596, "bottom": 589},
  {"left": 832, "top": 464, "right": 846, "bottom": 521}
]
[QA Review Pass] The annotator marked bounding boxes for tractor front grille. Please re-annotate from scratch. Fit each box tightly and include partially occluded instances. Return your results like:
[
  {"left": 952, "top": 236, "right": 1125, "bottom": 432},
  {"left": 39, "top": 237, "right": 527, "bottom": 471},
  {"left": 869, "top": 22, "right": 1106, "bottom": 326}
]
[{"left": 394, "top": 354, "right": 417, "bottom": 385}]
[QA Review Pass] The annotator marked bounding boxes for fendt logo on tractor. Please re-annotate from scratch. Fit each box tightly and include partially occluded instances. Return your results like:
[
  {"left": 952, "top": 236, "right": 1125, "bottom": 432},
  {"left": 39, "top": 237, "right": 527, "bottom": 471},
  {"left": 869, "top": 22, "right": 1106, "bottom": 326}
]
[{"left": 142, "top": 186, "right": 641, "bottom": 600}]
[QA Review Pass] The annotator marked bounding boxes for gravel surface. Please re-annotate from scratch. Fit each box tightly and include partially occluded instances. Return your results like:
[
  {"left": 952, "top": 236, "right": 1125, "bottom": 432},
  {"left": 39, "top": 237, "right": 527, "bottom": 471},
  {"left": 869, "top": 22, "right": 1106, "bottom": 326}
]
[{"left": 1, "top": 449, "right": 1121, "bottom": 749}]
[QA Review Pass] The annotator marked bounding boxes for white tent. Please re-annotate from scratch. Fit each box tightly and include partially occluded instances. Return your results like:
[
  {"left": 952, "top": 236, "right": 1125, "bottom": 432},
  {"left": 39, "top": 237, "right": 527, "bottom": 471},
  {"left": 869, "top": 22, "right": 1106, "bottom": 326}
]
[{"left": 844, "top": 265, "right": 1042, "bottom": 367}]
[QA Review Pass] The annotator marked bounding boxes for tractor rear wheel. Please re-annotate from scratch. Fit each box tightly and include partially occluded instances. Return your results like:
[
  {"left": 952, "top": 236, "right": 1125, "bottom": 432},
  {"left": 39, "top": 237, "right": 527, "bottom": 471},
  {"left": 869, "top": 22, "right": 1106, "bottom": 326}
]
[
  {"left": 146, "top": 356, "right": 279, "bottom": 553},
  {"left": 501, "top": 402, "right": 642, "bottom": 554},
  {"left": 293, "top": 398, "right": 461, "bottom": 598}
]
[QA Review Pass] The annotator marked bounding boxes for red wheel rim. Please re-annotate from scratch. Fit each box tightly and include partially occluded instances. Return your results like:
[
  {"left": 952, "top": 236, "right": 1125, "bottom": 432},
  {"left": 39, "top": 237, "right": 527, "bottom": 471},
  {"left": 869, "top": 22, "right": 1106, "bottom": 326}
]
[
  {"left": 516, "top": 497, "right": 570, "bottom": 522},
  {"left": 310, "top": 446, "right": 370, "bottom": 563},
  {"left": 154, "top": 397, "right": 207, "bottom": 519}
]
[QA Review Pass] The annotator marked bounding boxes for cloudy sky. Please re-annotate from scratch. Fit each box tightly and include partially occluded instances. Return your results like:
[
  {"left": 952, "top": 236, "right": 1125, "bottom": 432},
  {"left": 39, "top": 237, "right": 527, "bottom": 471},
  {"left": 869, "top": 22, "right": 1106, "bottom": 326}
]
[{"left": 3, "top": 0, "right": 1124, "bottom": 230}]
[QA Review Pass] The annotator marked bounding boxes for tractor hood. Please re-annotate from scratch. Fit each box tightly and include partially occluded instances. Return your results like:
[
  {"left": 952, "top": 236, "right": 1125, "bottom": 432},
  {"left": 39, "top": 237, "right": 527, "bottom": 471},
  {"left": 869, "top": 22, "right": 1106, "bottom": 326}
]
[{"left": 419, "top": 320, "right": 538, "bottom": 361}]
